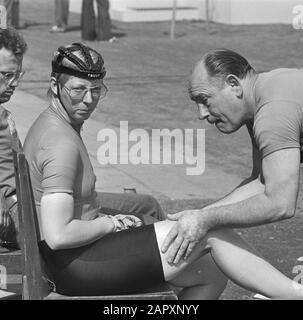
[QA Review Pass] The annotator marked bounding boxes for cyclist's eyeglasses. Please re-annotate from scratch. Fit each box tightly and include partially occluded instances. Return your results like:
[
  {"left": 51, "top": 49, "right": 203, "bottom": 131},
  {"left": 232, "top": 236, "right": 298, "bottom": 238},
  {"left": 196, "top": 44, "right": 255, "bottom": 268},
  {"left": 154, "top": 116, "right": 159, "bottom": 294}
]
[
  {"left": 63, "top": 83, "right": 108, "bottom": 100},
  {"left": 0, "top": 71, "right": 25, "bottom": 85}
]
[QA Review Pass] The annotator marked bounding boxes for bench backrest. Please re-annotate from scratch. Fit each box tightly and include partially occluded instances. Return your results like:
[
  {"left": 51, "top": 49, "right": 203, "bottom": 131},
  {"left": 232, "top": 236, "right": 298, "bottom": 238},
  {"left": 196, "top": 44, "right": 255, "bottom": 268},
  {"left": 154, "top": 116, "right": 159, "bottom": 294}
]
[{"left": 13, "top": 148, "right": 46, "bottom": 300}]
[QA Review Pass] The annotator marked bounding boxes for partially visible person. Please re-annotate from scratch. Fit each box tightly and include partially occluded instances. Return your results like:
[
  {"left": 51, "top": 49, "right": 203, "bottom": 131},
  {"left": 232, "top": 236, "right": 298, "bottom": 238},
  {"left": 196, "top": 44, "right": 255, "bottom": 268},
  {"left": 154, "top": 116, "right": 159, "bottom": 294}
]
[
  {"left": 0, "top": 0, "right": 20, "bottom": 29},
  {"left": 95, "top": 0, "right": 112, "bottom": 41},
  {"left": 23, "top": 43, "right": 303, "bottom": 299},
  {"left": 50, "top": 0, "right": 69, "bottom": 33},
  {"left": 81, "top": 0, "right": 95, "bottom": 41},
  {"left": 0, "top": 27, "right": 27, "bottom": 249},
  {"left": 82, "top": 0, "right": 113, "bottom": 41}
]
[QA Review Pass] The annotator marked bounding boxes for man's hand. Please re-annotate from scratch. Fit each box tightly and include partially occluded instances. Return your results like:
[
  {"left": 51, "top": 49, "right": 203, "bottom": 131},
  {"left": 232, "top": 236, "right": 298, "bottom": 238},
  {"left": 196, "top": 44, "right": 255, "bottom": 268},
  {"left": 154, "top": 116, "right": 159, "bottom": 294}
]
[
  {"left": 161, "top": 210, "right": 211, "bottom": 264},
  {"left": 0, "top": 192, "right": 10, "bottom": 238}
]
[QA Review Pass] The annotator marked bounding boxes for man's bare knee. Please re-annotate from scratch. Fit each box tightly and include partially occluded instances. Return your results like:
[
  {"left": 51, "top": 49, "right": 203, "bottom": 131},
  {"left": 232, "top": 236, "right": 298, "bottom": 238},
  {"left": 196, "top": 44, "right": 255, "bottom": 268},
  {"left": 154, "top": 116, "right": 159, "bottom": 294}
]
[{"left": 205, "top": 229, "right": 236, "bottom": 250}]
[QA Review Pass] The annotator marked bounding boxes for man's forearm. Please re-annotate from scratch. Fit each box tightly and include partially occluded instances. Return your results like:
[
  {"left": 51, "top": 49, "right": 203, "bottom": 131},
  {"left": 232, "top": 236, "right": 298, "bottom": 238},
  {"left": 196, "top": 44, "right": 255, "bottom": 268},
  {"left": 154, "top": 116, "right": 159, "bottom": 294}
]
[
  {"left": 203, "top": 192, "right": 288, "bottom": 231},
  {"left": 205, "top": 177, "right": 264, "bottom": 209}
]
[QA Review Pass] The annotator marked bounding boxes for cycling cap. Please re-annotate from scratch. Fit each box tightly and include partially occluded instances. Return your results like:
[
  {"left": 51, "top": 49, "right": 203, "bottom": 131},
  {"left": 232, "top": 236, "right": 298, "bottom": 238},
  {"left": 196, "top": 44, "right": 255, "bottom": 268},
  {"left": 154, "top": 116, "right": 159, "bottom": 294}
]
[{"left": 52, "top": 42, "right": 106, "bottom": 80}]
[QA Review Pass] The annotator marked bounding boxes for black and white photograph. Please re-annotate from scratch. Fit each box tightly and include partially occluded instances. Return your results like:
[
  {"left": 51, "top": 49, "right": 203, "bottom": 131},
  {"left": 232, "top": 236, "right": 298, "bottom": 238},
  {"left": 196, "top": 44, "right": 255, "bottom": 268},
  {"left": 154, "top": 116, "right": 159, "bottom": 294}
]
[{"left": 0, "top": 0, "right": 303, "bottom": 306}]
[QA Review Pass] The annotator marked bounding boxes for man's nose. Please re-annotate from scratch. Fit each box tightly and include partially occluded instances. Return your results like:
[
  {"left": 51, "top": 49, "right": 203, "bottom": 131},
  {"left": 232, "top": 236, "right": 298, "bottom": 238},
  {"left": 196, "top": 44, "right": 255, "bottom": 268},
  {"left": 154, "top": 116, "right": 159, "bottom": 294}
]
[
  {"left": 83, "top": 89, "right": 93, "bottom": 103},
  {"left": 9, "top": 78, "right": 20, "bottom": 88},
  {"left": 197, "top": 103, "right": 210, "bottom": 120}
]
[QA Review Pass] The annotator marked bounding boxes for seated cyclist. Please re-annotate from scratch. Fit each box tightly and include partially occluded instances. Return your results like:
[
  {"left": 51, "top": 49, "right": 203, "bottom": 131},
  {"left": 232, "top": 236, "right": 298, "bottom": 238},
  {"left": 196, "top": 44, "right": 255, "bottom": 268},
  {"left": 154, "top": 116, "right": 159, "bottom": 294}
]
[{"left": 23, "top": 43, "right": 303, "bottom": 299}]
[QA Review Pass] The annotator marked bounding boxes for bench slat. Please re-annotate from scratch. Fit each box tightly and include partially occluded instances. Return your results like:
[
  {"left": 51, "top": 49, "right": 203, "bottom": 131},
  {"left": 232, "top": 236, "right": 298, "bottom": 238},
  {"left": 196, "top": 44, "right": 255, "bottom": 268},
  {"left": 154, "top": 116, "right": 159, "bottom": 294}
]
[{"left": 46, "top": 291, "right": 177, "bottom": 300}]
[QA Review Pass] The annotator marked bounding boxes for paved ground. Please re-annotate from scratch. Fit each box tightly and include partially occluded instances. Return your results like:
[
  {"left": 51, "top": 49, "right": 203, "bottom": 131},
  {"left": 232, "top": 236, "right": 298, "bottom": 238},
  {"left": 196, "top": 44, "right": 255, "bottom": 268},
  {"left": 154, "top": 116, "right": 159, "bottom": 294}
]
[
  {"left": 11, "top": 75, "right": 242, "bottom": 201},
  {"left": 5, "top": 0, "right": 303, "bottom": 300},
  {"left": 14, "top": 0, "right": 303, "bottom": 207},
  {"left": 12, "top": 0, "right": 247, "bottom": 200}
]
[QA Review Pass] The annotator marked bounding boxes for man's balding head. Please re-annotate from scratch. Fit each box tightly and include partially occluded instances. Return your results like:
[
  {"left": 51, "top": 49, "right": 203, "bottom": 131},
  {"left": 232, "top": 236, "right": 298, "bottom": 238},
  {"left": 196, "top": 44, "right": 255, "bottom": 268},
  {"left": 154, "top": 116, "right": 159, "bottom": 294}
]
[
  {"left": 188, "top": 49, "right": 256, "bottom": 134},
  {"left": 190, "top": 49, "right": 255, "bottom": 93}
]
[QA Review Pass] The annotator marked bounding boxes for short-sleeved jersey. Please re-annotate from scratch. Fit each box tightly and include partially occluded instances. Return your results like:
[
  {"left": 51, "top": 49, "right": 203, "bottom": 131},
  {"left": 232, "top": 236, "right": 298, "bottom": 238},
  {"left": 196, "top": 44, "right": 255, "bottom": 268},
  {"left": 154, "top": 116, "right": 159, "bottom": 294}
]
[
  {"left": 250, "top": 68, "right": 303, "bottom": 159},
  {"left": 24, "top": 98, "right": 98, "bottom": 237}
]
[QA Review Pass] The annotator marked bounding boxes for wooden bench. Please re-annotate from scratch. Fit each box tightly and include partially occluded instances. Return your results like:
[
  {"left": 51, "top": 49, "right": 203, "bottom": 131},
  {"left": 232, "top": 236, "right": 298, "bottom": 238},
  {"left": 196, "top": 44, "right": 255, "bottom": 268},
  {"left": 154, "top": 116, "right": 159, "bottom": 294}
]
[{"left": 0, "top": 147, "right": 177, "bottom": 300}]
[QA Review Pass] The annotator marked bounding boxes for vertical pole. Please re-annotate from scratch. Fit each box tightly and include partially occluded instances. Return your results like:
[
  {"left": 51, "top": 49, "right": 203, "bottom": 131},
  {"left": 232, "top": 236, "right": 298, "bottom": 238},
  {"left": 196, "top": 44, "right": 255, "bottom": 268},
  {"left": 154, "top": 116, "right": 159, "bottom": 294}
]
[
  {"left": 205, "top": 0, "right": 210, "bottom": 33},
  {"left": 170, "top": 0, "right": 177, "bottom": 40},
  {"left": 81, "top": 0, "right": 97, "bottom": 41},
  {"left": 12, "top": 0, "right": 19, "bottom": 29}
]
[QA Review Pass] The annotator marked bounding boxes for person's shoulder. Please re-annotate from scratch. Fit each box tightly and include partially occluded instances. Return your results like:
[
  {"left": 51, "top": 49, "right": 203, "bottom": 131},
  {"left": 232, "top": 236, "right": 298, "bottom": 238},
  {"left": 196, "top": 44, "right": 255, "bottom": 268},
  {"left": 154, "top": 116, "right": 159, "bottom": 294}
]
[
  {"left": 256, "top": 68, "right": 303, "bottom": 90},
  {"left": 255, "top": 68, "right": 303, "bottom": 109},
  {"left": 26, "top": 108, "right": 66, "bottom": 143}
]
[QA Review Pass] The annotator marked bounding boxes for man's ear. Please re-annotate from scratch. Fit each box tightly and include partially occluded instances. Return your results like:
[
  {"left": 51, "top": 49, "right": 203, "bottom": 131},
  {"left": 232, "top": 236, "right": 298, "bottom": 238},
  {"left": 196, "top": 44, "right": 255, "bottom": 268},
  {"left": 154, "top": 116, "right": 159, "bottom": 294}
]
[
  {"left": 50, "top": 77, "right": 58, "bottom": 95},
  {"left": 226, "top": 74, "right": 243, "bottom": 97}
]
